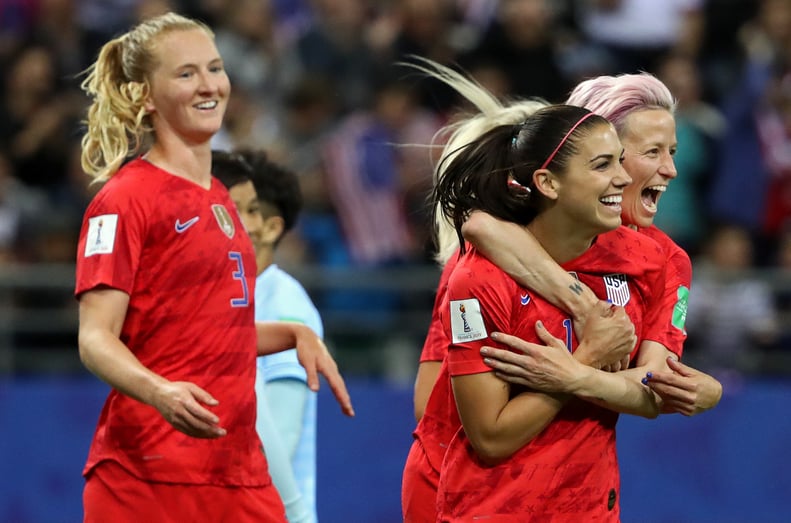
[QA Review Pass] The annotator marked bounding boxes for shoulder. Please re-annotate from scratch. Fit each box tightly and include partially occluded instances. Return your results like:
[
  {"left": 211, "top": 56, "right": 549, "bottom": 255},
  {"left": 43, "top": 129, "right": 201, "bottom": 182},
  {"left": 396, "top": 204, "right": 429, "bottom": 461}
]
[
  {"left": 641, "top": 226, "right": 692, "bottom": 284},
  {"left": 93, "top": 159, "right": 164, "bottom": 204},
  {"left": 448, "top": 248, "right": 514, "bottom": 295},
  {"left": 256, "top": 266, "right": 321, "bottom": 321},
  {"left": 261, "top": 266, "right": 313, "bottom": 298},
  {"left": 595, "top": 226, "right": 665, "bottom": 264}
]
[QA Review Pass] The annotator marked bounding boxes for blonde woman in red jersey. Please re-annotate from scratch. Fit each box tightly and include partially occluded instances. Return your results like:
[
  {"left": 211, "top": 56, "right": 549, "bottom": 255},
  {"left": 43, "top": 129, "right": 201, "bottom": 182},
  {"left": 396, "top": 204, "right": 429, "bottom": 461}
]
[
  {"left": 465, "top": 73, "right": 722, "bottom": 416},
  {"left": 75, "top": 12, "right": 352, "bottom": 523}
]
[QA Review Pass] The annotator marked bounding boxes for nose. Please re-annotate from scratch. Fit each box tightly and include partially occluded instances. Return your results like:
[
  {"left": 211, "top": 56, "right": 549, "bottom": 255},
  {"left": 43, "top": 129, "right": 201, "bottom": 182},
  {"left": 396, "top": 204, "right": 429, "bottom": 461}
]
[
  {"left": 197, "top": 69, "right": 217, "bottom": 93},
  {"left": 614, "top": 162, "right": 632, "bottom": 188},
  {"left": 659, "top": 151, "right": 678, "bottom": 179}
]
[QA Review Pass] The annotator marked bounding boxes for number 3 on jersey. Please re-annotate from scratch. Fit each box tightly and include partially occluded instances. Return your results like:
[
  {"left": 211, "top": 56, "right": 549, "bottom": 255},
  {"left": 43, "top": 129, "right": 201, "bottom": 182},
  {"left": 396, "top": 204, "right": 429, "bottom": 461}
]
[{"left": 228, "top": 251, "right": 249, "bottom": 307}]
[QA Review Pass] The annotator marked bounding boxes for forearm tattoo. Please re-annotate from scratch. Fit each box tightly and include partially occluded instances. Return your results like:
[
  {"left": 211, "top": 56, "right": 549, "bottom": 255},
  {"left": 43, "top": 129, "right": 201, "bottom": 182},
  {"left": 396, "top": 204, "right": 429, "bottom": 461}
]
[{"left": 569, "top": 281, "right": 583, "bottom": 296}]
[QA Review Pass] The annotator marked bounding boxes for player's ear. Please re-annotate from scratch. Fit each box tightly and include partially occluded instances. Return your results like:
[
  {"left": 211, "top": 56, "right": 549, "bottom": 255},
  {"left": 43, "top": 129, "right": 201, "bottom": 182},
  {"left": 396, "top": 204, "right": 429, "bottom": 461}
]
[
  {"left": 261, "top": 215, "right": 284, "bottom": 245},
  {"left": 533, "top": 169, "right": 558, "bottom": 201}
]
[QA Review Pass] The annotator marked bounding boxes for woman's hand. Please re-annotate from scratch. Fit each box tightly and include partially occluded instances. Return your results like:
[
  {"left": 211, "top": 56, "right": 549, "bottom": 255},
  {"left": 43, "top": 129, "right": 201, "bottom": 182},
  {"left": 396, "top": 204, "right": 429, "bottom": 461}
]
[{"left": 644, "top": 357, "right": 723, "bottom": 416}]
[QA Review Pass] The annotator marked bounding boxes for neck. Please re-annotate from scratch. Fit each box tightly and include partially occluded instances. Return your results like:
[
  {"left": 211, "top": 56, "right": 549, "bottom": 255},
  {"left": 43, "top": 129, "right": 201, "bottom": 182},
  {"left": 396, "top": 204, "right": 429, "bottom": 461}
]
[
  {"left": 144, "top": 139, "right": 213, "bottom": 188},
  {"left": 256, "top": 248, "right": 275, "bottom": 276},
  {"left": 527, "top": 213, "right": 595, "bottom": 264}
]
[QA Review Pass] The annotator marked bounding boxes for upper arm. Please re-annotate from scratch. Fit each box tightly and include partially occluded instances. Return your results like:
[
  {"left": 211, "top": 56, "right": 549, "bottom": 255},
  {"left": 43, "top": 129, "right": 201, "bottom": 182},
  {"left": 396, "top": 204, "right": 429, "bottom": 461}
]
[
  {"left": 78, "top": 287, "right": 130, "bottom": 348},
  {"left": 631, "top": 340, "right": 674, "bottom": 376},
  {"left": 414, "top": 361, "right": 442, "bottom": 422},
  {"left": 451, "top": 370, "right": 510, "bottom": 443}
]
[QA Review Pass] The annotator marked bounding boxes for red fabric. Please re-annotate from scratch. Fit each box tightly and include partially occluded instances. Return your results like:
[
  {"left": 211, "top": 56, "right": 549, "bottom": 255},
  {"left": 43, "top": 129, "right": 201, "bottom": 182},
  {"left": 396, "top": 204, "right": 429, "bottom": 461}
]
[
  {"left": 401, "top": 439, "right": 441, "bottom": 523},
  {"left": 83, "top": 461, "right": 286, "bottom": 523},
  {"left": 419, "top": 254, "right": 459, "bottom": 363},
  {"left": 432, "top": 227, "right": 666, "bottom": 521},
  {"left": 640, "top": 225, "right": 692, "bottom": 357},
  {"left": 75, "top": 159, "right": 268, "bottom": 486}
]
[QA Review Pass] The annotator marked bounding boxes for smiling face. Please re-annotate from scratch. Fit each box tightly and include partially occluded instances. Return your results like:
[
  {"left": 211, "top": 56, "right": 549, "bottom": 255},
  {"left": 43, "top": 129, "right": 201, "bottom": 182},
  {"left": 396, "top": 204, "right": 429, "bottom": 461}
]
[
  {"left": 619, "top": 109, "right": 677, "bottom": 228},
  {"left": 537, "top": 122, "right": 631, "bottom": 239},
  {"left": 144, "top": 28, "right": 230, "bottom": 145}
]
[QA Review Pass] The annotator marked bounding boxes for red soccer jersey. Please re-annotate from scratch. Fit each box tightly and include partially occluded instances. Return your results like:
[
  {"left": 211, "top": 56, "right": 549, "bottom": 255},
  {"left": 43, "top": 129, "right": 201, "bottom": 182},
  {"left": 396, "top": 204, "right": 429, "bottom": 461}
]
[
  {"left": 639, "top": 225, "right": 691, "bottom": 357},
  {"left": 436, "top": 227, "right": 666, "bottom": 522},
  {"left": 75, "top": 159, "right": 269, "bottom": 486},
  {"left": 419, "top": 252, "right": 459, "bottom": 363}
]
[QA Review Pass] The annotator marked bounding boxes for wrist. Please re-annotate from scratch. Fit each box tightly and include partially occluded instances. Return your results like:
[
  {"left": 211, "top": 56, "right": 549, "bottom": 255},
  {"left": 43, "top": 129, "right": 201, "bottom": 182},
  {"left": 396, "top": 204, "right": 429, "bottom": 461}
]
[
  {"left": 572, "top": 341, "right": 600, "bottom": 369},
  {"left": 566, "top": 363, "right": 596, "bottom": 396},
  {"left": 564, "top": 280, "right": 597, "bottom": 321}
]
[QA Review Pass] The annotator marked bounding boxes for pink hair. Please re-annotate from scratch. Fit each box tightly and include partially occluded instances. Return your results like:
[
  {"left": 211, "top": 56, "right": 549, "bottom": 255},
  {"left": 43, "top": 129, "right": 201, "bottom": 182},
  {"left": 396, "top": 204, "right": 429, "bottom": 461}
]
[{"left": 565, "top": 73, "right": 676, "bottom": 136}]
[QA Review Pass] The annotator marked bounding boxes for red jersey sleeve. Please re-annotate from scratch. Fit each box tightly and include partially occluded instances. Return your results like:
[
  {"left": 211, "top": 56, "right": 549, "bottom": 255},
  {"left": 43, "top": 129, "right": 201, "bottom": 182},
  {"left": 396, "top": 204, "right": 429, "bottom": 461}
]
[
  {"left": 75, "top": 174, "right": 148, "bottom": 297},
  {"left": 641, "top": 226, "right": 692, "bottom": 357},
  {"left": 419, "top": 254, "right": 459, "bottom": 363},
  {"left": 443, "top": 251, "right": 515, "bottom": 377}
]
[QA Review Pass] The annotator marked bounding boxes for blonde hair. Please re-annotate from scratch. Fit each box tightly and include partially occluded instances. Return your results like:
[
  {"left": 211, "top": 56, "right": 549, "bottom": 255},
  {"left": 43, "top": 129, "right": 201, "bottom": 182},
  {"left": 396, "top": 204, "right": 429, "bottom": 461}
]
[
  {"left": 80, "top": 12, "right": 213, "bottom": 181},
  {"left": 403, "top": 57, "right": 549, "bottom": 265}
]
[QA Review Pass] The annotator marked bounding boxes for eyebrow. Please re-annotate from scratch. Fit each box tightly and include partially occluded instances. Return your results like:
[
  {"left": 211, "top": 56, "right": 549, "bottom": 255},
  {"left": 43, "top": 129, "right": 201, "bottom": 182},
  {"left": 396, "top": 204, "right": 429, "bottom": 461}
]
[
  {"left": 588, "top": 153, "right": 616, "bottom": 164},
  {"left": 175, "top": 57, "right": 223, "bottom": 69}
]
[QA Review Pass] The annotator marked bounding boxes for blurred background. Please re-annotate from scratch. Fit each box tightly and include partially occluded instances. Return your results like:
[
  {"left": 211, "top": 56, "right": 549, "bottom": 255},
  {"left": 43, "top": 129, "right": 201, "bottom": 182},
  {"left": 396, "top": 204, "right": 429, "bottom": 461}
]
[{"left": 1, "top": 0, "right": 790, "bottom": 521}]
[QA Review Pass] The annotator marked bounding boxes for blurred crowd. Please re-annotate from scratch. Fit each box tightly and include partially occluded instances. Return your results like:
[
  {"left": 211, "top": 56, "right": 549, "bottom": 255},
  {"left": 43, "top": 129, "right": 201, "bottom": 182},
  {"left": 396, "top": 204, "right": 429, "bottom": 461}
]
[{"left": 1, "top": 0, "right": 791, "bottom": 375}]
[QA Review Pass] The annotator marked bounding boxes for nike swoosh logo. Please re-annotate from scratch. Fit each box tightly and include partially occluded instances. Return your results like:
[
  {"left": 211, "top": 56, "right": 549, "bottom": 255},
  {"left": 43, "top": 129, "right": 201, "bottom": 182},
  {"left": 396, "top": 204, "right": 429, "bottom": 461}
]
[
  {"left": 520, "top": 293, "right": 530, "bottom": 306},
  {"left": 175, "top": 216, "right": 200, "bottom": 233}
]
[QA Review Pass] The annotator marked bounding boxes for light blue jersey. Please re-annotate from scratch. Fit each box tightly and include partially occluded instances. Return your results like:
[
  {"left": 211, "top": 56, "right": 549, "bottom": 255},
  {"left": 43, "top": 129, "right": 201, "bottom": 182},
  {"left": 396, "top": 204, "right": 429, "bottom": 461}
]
[{"left": 255, "top": 264, "right": 322, "bottom": 522}]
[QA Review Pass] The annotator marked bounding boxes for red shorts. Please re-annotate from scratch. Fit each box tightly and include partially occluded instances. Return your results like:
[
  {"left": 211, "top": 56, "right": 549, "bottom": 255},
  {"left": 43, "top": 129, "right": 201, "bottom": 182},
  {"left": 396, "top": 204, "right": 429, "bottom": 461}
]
[
  {"left": 83, "top": 460, "right": 286, "bottom": 523},
  {"left": 402, "top": 439, "right": 440, "bottom": 523}
]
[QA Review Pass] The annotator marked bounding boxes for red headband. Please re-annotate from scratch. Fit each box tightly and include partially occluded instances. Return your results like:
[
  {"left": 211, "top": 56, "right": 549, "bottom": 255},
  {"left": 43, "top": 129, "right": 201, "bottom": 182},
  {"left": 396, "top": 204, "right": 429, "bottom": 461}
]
[{"left": 539, "top": 112, "right": 595, "bottom": 170}]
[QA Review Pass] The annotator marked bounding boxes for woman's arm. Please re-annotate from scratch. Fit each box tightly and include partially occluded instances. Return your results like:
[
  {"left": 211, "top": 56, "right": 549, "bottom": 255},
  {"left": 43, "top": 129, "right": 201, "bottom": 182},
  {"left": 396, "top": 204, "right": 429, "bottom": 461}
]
[
  {"left": 414, "top": 361, "right": 442, "bottom": 421},
  {"left": 78, "top": 288, "right": 226, "bottom": 438},
  {"left": 481, "top": 326, "right": 663, "bottom": 418},
  {"left": 463, "top": 211, "right": 598, "bottom": 322},
  {"left": 265, "top": 379, "right": 309, "bottom": 458},
  {"left": 254, "top": 377, "right": 311, "bottom": 522},
  {"left": 464, "top": 212, "right": 632, "bottom": 371},
  {"left": 255, "top": 321, "right": 354, "bottom": 417},
  {"left": 644, "top": 357, "right": 723, "bottom": 416},
  {"left": 452, "top": 370, "right": 568, "bottom": 465}
]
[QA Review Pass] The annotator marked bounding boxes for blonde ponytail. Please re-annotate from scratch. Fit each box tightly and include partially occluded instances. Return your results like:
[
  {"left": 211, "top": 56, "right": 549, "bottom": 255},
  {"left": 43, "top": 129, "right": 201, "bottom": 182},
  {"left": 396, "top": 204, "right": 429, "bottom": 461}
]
[{"left": 79, "top": 12, "right": 212, "bottom": 182}]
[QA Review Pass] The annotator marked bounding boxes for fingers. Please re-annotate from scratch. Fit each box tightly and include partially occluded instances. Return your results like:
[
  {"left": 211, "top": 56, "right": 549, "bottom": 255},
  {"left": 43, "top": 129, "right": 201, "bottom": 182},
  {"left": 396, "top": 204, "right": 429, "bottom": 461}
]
[
  {"left": 489, "top": 332, "right": 535, "bottom": 355},
  {"left": 181, "top": 384, "right": 226, "bottom": 436},
  {"left": 665, "top": 356, "right": 693, "bottom": 376},
  {"left": 481, "top": 346, "right": 526, "bottom": 366},
  {"left": 533, "top": 321, "right": 567, "bottom": 350},
  {"left": 321, "top": 361, "right": 355, "bottom": 417}
]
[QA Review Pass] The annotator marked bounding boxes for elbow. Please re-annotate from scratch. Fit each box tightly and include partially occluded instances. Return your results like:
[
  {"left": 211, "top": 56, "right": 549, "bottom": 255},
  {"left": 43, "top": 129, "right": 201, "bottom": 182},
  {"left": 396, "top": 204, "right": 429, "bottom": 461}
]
[
  {"left": 77, "top": 329, "right": 99, "bottom": 373},
  {"left": 460, "top": 211, "right": 486, "bottom": 244},
  {"left": 642, "top": 407, "right": 661, "bottom": 420},
  {"left": 640, "top": 396, "right": 662, "bottom": 419},
  {"left": 467, "top": 435, "right": 521, "bottom": 466}
]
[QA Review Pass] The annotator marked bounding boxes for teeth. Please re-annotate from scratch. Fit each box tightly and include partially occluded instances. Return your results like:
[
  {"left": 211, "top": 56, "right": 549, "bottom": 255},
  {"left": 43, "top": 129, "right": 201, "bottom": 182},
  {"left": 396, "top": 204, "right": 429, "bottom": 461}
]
[
  {"left": 195, "top": 101, "right": 217, "bottom": 109},
  {"left": 600, "top": 195, "right": 622, "bottom": 204},
  {"left": 646, "top": 185, "right": 666, "bottom": 192}
]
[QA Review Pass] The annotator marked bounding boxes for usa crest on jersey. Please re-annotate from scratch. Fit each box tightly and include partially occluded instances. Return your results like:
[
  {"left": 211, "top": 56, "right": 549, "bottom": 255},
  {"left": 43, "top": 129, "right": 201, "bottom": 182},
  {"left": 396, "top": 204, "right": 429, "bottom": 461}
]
[
  {"left": 212, "top": 204, "right": 235, "bottom": 238},
  {"left": 603, "top": 273, "right": 630, "bottom": 306}
]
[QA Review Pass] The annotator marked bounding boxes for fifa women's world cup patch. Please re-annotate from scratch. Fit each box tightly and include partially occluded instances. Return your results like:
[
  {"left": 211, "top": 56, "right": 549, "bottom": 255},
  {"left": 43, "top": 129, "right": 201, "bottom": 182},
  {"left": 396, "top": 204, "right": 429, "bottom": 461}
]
[
  {"left": 603, "top": 273, "right": 630, "bottom": 306},
  {"left": 212, "top": 204, "right": 235, "bottom": 238},
  {"left": 450, "top": 298, "right": 487, "bottom": 343},
  {"left": 84, "top": 214, "right": 118, "bottom": 257}
]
